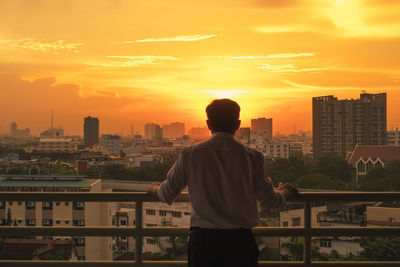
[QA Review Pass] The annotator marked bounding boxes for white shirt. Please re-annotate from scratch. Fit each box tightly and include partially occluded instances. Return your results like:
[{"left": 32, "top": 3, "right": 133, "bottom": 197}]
[{"left": 157, "top": 132, "right": 285, "bottom": 229}]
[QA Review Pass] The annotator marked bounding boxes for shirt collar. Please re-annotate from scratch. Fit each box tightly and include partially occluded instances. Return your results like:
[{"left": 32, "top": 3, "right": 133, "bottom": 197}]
[{"left": 211, "top": 131, "right": 235, "bottom": 139}]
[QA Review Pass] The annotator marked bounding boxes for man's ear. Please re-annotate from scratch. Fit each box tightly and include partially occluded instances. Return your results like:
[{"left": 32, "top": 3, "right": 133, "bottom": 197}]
[
  {"left": 235, "top": 120, "right": 241, "bottom": 131},
  {"left": 206, "top": 120, "right": 215, "bottom": 134}
]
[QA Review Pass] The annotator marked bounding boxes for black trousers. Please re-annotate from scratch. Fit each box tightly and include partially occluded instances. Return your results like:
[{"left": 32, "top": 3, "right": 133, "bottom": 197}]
[{"left": 188, "top": 227, "right": 259, "bottom": 267}]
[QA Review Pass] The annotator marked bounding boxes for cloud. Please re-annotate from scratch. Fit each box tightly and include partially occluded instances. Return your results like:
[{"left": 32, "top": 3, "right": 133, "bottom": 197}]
[
  {"left": 135, "top": 34, "right": 217, "bottom": 43},
  {"left": 258, "top": 64, "right": 325, "bottom": 73},
  {"left": 232, "top": 53, "right": 315, "bottom": 59},
  {"left": 88, "top": 56, "right": 178, "bottom": 68},
  {"left": 0, "top": 38, "right": 83, "bottom": 53}
]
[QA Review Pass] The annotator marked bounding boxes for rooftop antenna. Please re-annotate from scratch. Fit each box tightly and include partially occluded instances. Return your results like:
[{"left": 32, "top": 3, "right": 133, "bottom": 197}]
[{"left": 51, "top": 109, "right": 54, "bottom": 129}]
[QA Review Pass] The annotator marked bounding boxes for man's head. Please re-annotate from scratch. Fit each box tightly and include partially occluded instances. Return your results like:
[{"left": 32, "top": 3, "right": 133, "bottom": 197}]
[{"left": 206, "top": 99, "right": 241, "bottom": 134}]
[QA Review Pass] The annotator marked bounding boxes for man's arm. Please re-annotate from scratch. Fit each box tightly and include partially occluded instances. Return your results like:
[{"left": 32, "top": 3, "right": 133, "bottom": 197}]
[
  {"left": 147, "top": 151, "right": 188, "bottom": 204},
  {"left": 254, "top": 153, "right": 298, "bottom": 209}
]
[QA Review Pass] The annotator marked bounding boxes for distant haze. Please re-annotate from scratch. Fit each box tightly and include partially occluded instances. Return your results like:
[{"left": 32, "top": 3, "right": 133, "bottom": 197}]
[{"left": 0, "top": 0, "right": 399, "bottom": 135}]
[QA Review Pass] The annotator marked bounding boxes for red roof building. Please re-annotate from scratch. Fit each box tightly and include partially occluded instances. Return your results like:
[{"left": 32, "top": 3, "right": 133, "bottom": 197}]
[{"left": 346, "top": 145, "right": 400, "bottom": 183}]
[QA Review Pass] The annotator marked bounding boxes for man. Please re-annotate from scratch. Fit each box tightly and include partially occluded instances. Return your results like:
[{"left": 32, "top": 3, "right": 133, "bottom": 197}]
[{"left": 147, "top": 99, "right": 298, "bottom": 267}]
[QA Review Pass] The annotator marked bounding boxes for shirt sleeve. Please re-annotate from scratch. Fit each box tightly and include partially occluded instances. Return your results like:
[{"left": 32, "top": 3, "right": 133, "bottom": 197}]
[
  {"left": 253, "top": 153, "right": 286, "bottom": 210},
  {"left": 157, "top": 150, "right": 188, "bottom": 205}
]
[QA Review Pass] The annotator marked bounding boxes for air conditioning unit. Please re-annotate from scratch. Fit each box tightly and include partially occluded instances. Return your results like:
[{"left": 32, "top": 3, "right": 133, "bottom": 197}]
[
  {"left": 43, "top": 219, "right": 51, "bottom": 225},
  {"left": 28, "top": 219, "right": 35, "bottom": 225},
  {"left": 43, "top": 202, "right": 50, "bottom": 207},
  {"left": 76, "top": 202, "right": 84, "bottom": 208},
  {"left": 78, "top": 220, "right": 85, "bottom": 226},
  {"left": 27, "top": 202, "right": 35, "bottom": 207},
  {"left": 77, "top": 238, "right": 85, "bottom": 244}
]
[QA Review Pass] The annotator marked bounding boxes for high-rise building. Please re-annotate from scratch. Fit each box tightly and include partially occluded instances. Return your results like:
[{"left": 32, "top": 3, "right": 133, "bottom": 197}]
[
  {"left": 162, "top": 122, "right": 185, "bottom": 139},
  {"left": 9, "top": 122, "right": 31, "bottom": 139},
  {"left": 237, "top": 127, "right": 251, "bottom": 144},
  {"left": 84, "top": 116, "right": 99, "bottom": 148},
  {"left": 251, "top": 118, "right": 273, "bottom": 142},
  {"left": 188, "top": 127, "right": 210, "bottom": 139},
  {"left": 145, "top": 123, "right": 162, "bottom": 140},
  {"left": 313, "top": 93, "right": 387, "bottom": 157}
]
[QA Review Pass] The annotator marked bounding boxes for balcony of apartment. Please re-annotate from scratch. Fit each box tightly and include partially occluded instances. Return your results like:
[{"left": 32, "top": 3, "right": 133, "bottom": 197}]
[{"left": 0, "top": 191, "right": 399, "bottom": 266}]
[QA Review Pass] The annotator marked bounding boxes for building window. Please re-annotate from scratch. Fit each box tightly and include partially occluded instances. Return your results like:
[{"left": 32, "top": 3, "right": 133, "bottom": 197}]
[
  {"left": 282, "top": 221, "right": 288, "bottom": 227},
  {"left": 172, "top": 212, "right": 182, "bottom": 218},
  {"left": 78, "top": 256, "right": 85, "bottom": 260},
  {"left": 26, "top": 201, "right": 35, "bottom": 210},
  {"left": 184, "top": 212, "right": 191, "bottom": 216},
  {"left": 42, "top": 201, "right": 53, "bottom": 210},
  {"left": 26, "top": 219, "right": 36, "bottom": 226},
  {"left": 320, "top": 239, "right": 332, "bottom": 248},
  {"left": 65, "top": 202, "right": 70, "bottom": 206},
  {"left": 357, "top": 161, "right": 365, "bottom": 173},
  {"left": 120, "top": 220, "right": 127, "bottom": 226},
  {"left": 73, "top": 202, "right": 85, "bottom": 210},
  {"left": 366, "top": 160, "right": 374, "bottom": 172},
  {"left": 56, "top": 220, "right": 61, "bottom": 225},
  {"left": 75, "top": 238, "right": 85, "bottom": 246},
  {"left": 8, "top": 202, "right": 13, "bottom": 206},
  {"left": 73, "top": 220, "right": 85, "bottom": 226},
  {"left": 146, "top": 238, "right": 156, "bottom": 245},
  {"left": 292, "top": 217, "right": 301, "bottom": 226},
  {"left": 146, "top": 209, "right": 156, "bottom": 216},
  {"left": 159, "top": 210, "right": 167, "bottom": 216},
  {"left": 0, "top": 219, "right": 5, "bottom": 225},
  {"left": 65, "top": 220, "right": 70, "bottom": 225},
  {"left": 389, "top": 217, "right": 396, "bottom": 223},
  {"left": 0, "top": 202, "right": 5, "bottom": 209},
  {"left": 18, "top": 202, "right": 22, "bottom": 206},
  {"left": 56, "top": 202, "right": 60, "bottom": 206},
  {"left": 43, "top": 219, "right": 53, "bottom": 226}
]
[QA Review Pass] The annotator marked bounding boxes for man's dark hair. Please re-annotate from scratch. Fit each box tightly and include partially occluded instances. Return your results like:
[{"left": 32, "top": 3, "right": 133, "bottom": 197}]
[{"left": 206, "top": 99, "right": 240, "bottom": 133}]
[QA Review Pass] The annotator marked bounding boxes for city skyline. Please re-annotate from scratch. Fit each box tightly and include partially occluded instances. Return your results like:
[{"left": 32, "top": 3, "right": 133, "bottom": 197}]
[{"left": 1, "top": 1, "right": 400, "bottom": 135}]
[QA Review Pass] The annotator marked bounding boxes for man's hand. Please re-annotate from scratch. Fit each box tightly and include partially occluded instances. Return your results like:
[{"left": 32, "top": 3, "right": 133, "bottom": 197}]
[
  {"left": 147, "top": 182, "right": 162, "bottom": 199},
  {"left": 279, "top": 182, "right": 300, "bottom": 201}
]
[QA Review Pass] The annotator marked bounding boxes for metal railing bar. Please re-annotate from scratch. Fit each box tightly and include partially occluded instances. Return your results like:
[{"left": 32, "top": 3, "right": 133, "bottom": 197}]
[
  {"left": 135, "top": 200, "right": 143, "bottom": 263},
  {"left": 1, "top": 191, "right": 400, "bottom": 202},
  {"left": 304, "top": 201, "right": 312, "bottom": 265},
  {"left": 1, "top": 261, "right": 400, "bottom": 267},
  {"left": 0, "top": 226, "right": 398, "bottom": 237}
]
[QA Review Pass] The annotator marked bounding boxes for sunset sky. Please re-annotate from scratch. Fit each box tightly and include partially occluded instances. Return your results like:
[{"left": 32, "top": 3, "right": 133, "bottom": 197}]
[{"left": 1, "top": 0, "right": 400, "bottom": 136}]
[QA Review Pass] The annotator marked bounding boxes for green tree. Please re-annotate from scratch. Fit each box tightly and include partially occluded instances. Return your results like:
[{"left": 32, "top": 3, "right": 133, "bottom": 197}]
[
  {"left": 360, "top": 237, "right": 400, "bottom": 260},
  {"left": 281, "top": 237, "right": 304, "bottom": 261},
  {"left": 296, "top": 173, "right": 345, "bottom": 190},
  {"left": 310, "top": 154, "right": 353, "bottom": 183},
  {"left": 360, "top": 161, "right": 400, "bottom": 191},
  {"left": 165, "top": 236, "right": 188, "bottom": 259},
  {"left": 53, "top": 162, "right": 67, "bottom": 175},
  {"left": 265, "top": 156, "right": 311, "bottom": 185},
  {"left": 281, "top": 237, "right": 327, "bottom": 261}
]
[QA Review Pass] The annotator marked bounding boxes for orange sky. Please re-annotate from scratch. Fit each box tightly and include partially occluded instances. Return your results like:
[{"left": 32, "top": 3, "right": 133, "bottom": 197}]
[{"left": 1, "top": 0, "right": 400, "bottom": 135}]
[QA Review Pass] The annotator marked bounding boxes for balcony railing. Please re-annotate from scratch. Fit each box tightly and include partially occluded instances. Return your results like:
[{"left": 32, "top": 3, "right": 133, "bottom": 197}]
[{"left": 0, "top": 191, "right": 400, "bottom": 266}]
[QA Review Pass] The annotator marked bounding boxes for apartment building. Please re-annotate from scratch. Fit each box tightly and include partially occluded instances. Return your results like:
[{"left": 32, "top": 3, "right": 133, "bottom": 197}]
[
  {"left": 387, "top": 128, "right": 400, "bottom": 146},
  {"left": 114, "top": 202, "right": 191, "bottom": 257},
  {"left": 279, "top": 206, "right": 363, "bottom": 258},
  {"left": 0, "top": 176, "right": 116, "bottom": 260},
  {"left": 99, "top": 134, "right": 123, "bottom": 156},
  {"left": 313, "top": 93, "right": 387, "bottom": 157},
  {"left": 37, "top": 138, "right": 78, "bottom": 152}
]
